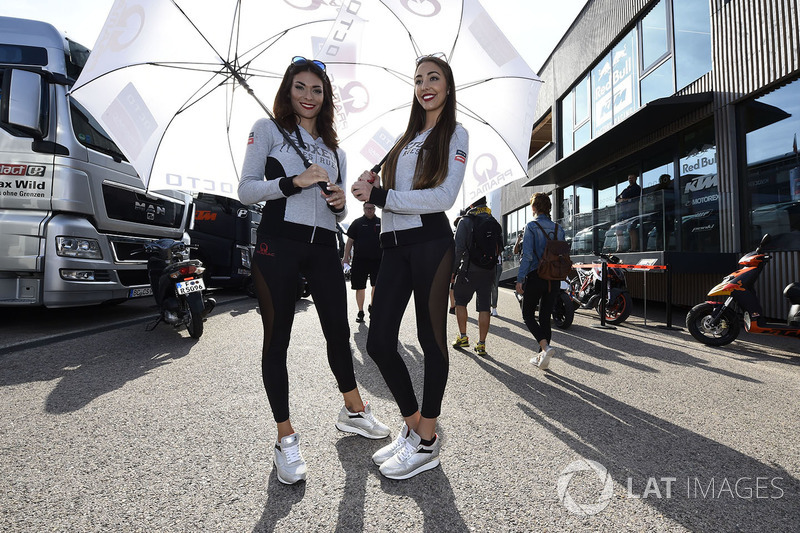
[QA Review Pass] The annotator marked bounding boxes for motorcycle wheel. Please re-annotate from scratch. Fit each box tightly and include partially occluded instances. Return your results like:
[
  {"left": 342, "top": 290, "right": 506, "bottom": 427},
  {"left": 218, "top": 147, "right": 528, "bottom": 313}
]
[
  {"left": 185, "top": 292, "right": 205, "bottom": 339},
  {"left": 553, "top": 291, "right": 574, "bottom": 329},
  {"left": 686, "top": 302, "right": 740, "bottom": 346},
  {"left": 597, "top": 291, "right": 632, "bottom": 325},
  {"left": 567, "top": 277, "right": 582, "bottom": 310}
]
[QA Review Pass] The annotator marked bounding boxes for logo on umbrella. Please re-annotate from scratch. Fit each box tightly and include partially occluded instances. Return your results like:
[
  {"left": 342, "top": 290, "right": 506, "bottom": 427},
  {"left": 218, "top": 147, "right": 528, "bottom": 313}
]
[{"left": 401, "top": 0, "right": 442, "bottom": 17}]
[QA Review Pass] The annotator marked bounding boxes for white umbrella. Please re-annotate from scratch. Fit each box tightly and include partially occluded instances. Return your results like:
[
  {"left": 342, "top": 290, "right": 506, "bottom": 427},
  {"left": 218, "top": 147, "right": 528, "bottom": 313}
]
[
  {"left": 70, "top": 0, "right": 340, "bottom": 200},
  {"left": 316, "top": 0, "right": 543, "bottom": 208}
]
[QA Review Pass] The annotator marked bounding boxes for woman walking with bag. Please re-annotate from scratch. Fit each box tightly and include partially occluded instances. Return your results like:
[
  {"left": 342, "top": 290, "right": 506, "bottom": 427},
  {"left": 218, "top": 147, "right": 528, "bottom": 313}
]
[
  {"left": 516, "top": 193, "right": 565, "bottom": 370},
  {"left": 239, "top": 56, "right": 389, "bottom": 485},
  {"left": 351, "top": 54, "right": 468, "bottom": 480}
]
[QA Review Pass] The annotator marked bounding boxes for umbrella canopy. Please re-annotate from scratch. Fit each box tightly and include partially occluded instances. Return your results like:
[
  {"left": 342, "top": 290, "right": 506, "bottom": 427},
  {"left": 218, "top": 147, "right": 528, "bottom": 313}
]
[
  {"left": 70, "top": 0, "right": 340, "bottom": 200},
  {"left": 316, "top": 0, "right": 543, "bottom": 208}
]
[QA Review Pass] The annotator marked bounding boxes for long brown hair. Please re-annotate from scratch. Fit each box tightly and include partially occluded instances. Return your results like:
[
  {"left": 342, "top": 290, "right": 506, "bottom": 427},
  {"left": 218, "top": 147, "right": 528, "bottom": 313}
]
[
  {"left": 272, "top": 61, "right": 338, "bottom": 150},
  {"left": 381, "top": 56, "right": 457, "bottom": 190}
]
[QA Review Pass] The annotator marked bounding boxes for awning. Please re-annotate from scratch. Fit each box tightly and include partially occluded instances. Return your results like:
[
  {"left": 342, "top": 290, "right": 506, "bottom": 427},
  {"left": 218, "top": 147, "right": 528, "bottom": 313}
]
[{"left": 524, "top": 92, "right": 714, "bottom": 187}]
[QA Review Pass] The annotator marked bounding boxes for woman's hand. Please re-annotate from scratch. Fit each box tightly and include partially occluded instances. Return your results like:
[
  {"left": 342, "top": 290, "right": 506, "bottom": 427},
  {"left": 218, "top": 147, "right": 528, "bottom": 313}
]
[
  {"left": 292, "top": 164, "right": 330, "bottom": 188},
  {"left": 352, "top": 171, "right": 377, "bottom": 202},
  {"left": 324, "top": 183, "right": 346, "bottom": 210},
  {"left": 515, "top": 282, "right": 524, "bottom": 295}
]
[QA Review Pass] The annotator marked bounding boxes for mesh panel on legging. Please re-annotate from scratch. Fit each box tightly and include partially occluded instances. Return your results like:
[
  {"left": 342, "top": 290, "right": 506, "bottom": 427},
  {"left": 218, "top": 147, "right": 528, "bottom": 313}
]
[
  {"left": 252, "top": 237, "right": 357, "bottom": 423},
  {"left": 366, "top": 237, "right": 453, "bottom": 419},
  {"left": 419, "top": 243, "right": 454, "bottom": 419},
  {"left": 251, "top": 259, "right": 292, "bottom": 423}
]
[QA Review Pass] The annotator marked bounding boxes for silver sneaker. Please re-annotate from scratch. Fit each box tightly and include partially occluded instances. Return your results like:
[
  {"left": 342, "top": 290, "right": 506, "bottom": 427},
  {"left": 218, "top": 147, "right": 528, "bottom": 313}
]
[
  {"left": 273, "top": 433, "right": 306, "bottom": 485},
  {"left": 538, "top": 346, "right": 555, "bottom": 370},
  {"left": 372, "top": 423, "right": 409, "bottom": 466},
  {"left": 378, "top": 429, "right": 440, "bottom": 480},
  {"left": 335, "top": 401, "right": 390, "bottom": 439}
]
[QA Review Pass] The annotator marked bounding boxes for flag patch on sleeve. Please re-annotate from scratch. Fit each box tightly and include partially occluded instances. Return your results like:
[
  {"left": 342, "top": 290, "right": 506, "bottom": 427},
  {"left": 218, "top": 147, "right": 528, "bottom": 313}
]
[
  {"left": 247, "top": 132, "right": 254, "bottom": 145},
  {"left": 454, "top": 149, "right": 467, "bottom": 164}
]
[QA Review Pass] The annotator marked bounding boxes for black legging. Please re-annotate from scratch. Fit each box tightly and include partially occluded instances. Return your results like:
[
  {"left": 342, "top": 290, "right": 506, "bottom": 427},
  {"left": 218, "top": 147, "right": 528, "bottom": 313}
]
[
  {"left": 251, "top": 235, "right": 356, "bottom": 423},
  {"left": 521, "top": 270, "right": 559, "bottom": 345},
  {"left": 366, "top": 236, "right": 454, "bottom": 419}
]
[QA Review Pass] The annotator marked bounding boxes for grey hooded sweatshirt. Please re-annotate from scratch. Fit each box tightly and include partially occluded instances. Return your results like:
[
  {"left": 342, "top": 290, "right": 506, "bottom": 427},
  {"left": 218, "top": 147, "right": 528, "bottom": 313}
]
[{"left": 239, "top": 118, "right": 346, "bottom": 247}]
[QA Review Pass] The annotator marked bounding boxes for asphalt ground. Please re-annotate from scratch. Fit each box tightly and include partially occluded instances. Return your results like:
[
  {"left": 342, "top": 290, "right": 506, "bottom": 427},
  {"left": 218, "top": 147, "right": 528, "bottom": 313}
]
[{"left": 1, "top": 287, "right": 799, "bottom": 532}]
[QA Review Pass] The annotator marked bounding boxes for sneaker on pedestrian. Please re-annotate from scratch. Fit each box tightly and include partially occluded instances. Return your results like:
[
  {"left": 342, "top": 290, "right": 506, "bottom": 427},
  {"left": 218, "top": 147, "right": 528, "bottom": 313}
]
[
  {"left": 273, "top": 433, "right": 306, "bottom": 485},
  {"left": 490, "top": 307, "right": 498, "bottom": 317},
  {"left": 452, "top": 334, "right": 469, "bottom": 348},
  {"left": 538, "top": 346, "right": 555, "bottom": 370},
  {"left": 372, "top": 422, "right": 409, "bottom": 466},
  {"left": 474, "top": 341, "right": 487, "bottom": 357},
  {"left": 335, "top": 401, "right": 390, "bottom": 439},
  {"left": 356, "top": 310, "right": 365, "bottom": 323},
  {"left": 378, "top": 429, "right": 441, "bottom": 480},
  {"left": 529, "top": 352, "right": 542, "bottom": 366}
]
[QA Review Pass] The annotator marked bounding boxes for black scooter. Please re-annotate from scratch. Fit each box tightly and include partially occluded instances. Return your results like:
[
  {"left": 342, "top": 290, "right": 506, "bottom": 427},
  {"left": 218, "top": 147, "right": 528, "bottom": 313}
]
[
  {"left": 686, "top": 234, "right": 800, "bottom": 346},
  {"left": 141, "top": 238, "right": 215, "bottom": 339}
]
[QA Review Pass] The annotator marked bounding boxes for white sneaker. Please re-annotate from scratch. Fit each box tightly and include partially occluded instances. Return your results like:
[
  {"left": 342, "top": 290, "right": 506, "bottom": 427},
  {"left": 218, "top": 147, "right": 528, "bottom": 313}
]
[
  {"left": 372, "top": 423, "right": 409, "bottom": 466},
  {"left": 538, "top": 346, "right": 555, "bottom": 370},
  {"left": 335, "top": 401, "right": 390, "bottom": 439},
  {"left": 529, "top": 353, "right": 542, "bottom": 366},
  {"left": 378, "top": 429, "right": 441, "bottom": 480},
  {"left": 490, "top": 307, "right": 498, "bottom": 317},
  {"left": 273, "top": 433, "right": 306, "bottom": 485}
]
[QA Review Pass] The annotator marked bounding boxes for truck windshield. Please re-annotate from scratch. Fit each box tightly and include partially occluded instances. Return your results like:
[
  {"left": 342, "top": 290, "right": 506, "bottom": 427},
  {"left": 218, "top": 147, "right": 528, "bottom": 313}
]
[{"left": 70, "top": 99, "right": 127, "bottom": 162}]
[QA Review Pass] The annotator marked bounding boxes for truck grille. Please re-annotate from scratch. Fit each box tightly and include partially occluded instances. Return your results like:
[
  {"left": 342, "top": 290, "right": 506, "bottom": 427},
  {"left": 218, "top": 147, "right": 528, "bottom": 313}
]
[{"left": 109, "top": 236, "right": 149, "bottom": 262}]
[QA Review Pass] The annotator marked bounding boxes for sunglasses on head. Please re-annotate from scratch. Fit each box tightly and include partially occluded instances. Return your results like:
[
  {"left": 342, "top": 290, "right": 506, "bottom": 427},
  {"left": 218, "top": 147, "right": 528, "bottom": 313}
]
[
  {"left": 291, "top": 56, "right": 326, "bottom": 72},
  {"left": 415, "top": 52, "right": 447, "bottom": 65}
]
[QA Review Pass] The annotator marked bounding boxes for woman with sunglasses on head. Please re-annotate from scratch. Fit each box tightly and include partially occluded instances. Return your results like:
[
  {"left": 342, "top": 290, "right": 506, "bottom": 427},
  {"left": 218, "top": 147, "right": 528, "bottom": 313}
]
[
  {"left": 239, "top": 56, "right": 389, "bottom": 485},
  {"left": 351, "top": 54, "right": 468, "bottom": 480}
]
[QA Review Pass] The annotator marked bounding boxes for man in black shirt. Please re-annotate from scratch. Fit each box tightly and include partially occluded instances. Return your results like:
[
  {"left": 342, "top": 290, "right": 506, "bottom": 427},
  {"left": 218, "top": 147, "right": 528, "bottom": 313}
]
[{"left": 343, "top": 203, "right": 382, "bottom": 322}]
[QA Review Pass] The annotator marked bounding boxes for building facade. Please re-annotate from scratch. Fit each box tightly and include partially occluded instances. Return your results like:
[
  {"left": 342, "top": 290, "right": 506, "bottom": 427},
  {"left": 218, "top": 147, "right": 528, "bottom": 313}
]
[{"left": 501, "top": 0, "right": 800, "bottom": 318}]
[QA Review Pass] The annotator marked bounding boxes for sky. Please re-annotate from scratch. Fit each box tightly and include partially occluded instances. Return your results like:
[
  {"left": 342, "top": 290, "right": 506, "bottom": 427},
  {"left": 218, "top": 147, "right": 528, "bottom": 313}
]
[{"left": 1, "top": 0, "right": 587, "bottom": 74}]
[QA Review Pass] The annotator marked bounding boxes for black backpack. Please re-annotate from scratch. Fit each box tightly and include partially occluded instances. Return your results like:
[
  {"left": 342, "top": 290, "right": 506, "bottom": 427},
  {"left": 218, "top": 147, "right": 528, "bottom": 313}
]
[{"left": 468, "top": 214, "right": 503, "bottom": 269}]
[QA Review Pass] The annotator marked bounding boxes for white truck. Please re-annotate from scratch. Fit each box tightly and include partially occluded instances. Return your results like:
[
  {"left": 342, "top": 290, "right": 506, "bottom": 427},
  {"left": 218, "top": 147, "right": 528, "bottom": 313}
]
[{"left": 0, "top": 16, "right": 192, "bottom": 307}]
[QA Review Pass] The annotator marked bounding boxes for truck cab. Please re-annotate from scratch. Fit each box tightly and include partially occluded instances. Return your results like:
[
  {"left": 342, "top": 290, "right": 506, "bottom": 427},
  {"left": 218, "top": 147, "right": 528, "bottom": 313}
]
[
  {"left": 188, "top": 194, "right": 261, "bottom": 296},
  {"left": 0, "top": 17, "right": 192, "bottom": 307}
]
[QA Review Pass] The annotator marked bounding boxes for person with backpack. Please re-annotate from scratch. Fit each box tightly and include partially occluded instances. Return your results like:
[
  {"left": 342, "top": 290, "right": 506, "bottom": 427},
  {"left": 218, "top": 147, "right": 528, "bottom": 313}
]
[
  {"left": 452, "top": 197, "right": 503, "bottom": 357},
  {"left": 515, "top": 192, "right": 567, "bottom": 370}
]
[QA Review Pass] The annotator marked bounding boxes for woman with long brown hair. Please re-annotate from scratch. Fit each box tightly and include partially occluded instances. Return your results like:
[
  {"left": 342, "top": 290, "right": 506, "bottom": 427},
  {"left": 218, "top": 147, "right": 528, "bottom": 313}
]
[
  {"left": 352, "top": 54, "right": 468, "bottom": 480},
  {"left": 239, "top": 57, "right": 389, "bottom": 485}
]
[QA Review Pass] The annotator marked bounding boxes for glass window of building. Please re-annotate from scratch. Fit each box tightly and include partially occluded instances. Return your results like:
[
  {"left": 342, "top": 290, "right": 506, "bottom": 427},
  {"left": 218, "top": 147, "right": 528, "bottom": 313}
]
[
  {"left": 742, "top": 78, "right": 800, "bottom": 251},
  {"left": 640, "top": 58, "right": 673, "bottom": 105},
  {"left": 575, "top": 76, "right": 590, "bottom": 127},
  {"left": 642, "top": 155, "right": 676, "bottom": 251},
  {"left": 672, "top": 0, "right": 712, "bottom": 90},
  {"left": 571, "top": 184, "right": 596, "bottom": 254},
  {"left": 678, "top": 119, "right": 719, "bottom": 252},
  {"left": 640, "top": 0, "right": 669, "bottom": 72},
  {"left": 592, "top": 54, "right": 614, "bottom": 137},
  {"left": 560, "top": 90, "right": 574, "bottom": 156},
  {"left": 612, "top": 31, "right": 638, "bottom": 123},
  {"left": 575, "top": 122, "right": 591, "bottom": 149}
]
